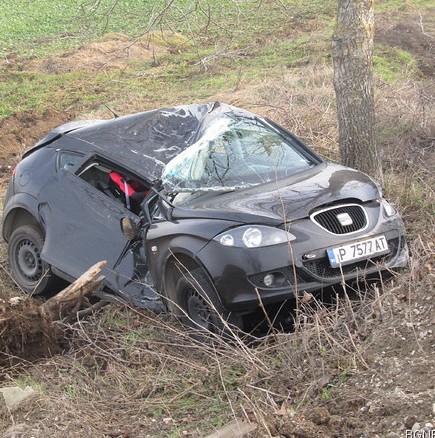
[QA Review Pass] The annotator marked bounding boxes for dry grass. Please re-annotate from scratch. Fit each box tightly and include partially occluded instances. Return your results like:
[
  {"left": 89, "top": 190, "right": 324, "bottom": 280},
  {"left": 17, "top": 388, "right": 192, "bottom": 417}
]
[
  {"left": 3, "top": 260, "right": 432, "bottom": 437},
  {"left": 256, "top": 63, "right": 340, "bottom": 162}
]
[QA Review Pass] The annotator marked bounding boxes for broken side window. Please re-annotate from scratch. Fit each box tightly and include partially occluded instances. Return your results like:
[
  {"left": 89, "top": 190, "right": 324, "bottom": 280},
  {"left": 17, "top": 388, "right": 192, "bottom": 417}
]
[
  {"left": 57, "top": 151, "right": 85, "bottom": 172},
  {"left": 76, "top": 159, "right": 149, "bottom": 215}
]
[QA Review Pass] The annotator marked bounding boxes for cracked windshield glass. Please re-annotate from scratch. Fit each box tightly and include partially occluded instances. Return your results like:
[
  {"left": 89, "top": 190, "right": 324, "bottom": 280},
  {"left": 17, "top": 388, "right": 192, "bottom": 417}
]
[{"left": 162, "top": 116, "right": 315, "bottom": 193}]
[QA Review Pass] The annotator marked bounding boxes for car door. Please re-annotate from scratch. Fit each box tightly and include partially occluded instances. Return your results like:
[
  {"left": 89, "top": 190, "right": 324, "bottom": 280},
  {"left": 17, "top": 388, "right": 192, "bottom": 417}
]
[{"left": 39, "top": 151, "right": 162, "bottom": 309}]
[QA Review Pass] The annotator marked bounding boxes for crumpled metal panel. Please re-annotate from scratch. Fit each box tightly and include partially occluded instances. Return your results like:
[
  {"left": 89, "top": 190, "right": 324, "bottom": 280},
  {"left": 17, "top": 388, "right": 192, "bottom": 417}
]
[{"left": 65, "top": 102, "right": 252, "bottom": 183}]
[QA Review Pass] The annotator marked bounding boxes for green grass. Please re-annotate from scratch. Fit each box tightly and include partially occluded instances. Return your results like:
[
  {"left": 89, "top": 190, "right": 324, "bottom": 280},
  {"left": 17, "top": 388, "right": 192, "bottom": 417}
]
[
  {"left": 374, "top": 45, "right": 418, "bottom": 83},
  {"left": 0, "top": 0, "right": 249, "bottom": 57},
  {"left": 0, "top": 0, "right": 344, "bottom": 122},
  {"left": 13, "top": 375, "right": 46, "bottom": 393},
  {"left": 0, "top": 0, "right": 83, "bottom": 55},
  {"left": 0, "top": 0, "right": 337, "bottom": 57},
  {"left": 63, "top": 384, "right": 84, "bottom": 399},
  {"left": 254, "top": 35, "right": 331, "bottom": 69},
  {"left": 0, "top": 70, "right": 102, "bottom": 118},
  {"left": 376, "top": 0, "right": 435, "bottom": 13},
  {"left": 0, "top": 0, "right": 337, "bottom": 119}
]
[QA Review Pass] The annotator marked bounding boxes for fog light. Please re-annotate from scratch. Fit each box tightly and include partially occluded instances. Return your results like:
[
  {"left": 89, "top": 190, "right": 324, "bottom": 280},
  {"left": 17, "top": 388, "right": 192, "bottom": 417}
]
[{"left": 263, "top": 274, "right": 275, "bottom": 287}]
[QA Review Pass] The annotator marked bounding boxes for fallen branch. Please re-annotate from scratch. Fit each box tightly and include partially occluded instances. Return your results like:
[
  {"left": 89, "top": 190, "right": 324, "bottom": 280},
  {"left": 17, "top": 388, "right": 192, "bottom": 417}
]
[{"left": 41, "top": 260, "right": 107, "bottom": 320}]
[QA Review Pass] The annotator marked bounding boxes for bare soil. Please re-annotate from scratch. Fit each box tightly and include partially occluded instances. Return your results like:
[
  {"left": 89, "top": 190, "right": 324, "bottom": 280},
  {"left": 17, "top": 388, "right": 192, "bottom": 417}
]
[
  {"left": 376, "top": 14, "right": 435, "bottom": 78},
  {"left": 0, "top": 11, "right": 434, "bottom": 437},
  {"left": 0, "top": 109, "right": 71, "bottom": 186},
  {"left": 27, "top": 34, "right": 166, "bottom": 74}
]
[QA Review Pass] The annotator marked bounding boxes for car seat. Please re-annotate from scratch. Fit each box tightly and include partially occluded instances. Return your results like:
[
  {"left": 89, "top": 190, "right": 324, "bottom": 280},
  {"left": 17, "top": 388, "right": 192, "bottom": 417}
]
[{"left": 109, "top": 171, "right": 150, "bottom": 214}]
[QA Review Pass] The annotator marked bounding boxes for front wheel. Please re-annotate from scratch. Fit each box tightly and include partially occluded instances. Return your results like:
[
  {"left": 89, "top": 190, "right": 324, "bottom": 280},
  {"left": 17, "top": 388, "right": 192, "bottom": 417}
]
[
  {"left": 8, "top": 224, "right": 62, "bottom": 295},
  {"left": 175, "top": 268, "right": 244, "bottom": 339}
]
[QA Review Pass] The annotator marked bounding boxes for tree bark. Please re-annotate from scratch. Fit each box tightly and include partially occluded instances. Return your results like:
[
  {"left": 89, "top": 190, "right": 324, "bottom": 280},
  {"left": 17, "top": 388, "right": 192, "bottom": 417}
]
[{"left": 332, "top": 0, "right": 382, "bottom": 182}]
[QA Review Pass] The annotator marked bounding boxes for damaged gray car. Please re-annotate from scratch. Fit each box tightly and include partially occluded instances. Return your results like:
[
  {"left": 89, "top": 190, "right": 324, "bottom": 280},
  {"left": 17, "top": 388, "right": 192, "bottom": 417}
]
[{"left": 1, "top": 102, "right": 409, "bottom": 334}]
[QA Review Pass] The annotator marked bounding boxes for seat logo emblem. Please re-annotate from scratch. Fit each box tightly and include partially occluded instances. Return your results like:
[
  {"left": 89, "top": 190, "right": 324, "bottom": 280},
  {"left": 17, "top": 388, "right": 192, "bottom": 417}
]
[{"left": 336, "top": 212, "right": 353, "bottom": 226}]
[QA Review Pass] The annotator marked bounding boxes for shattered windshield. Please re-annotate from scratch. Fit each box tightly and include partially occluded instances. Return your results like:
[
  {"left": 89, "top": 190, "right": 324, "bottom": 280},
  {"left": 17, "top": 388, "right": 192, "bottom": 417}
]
[{"left": 162, "top": 116, "right": 316, "bottom": 192}]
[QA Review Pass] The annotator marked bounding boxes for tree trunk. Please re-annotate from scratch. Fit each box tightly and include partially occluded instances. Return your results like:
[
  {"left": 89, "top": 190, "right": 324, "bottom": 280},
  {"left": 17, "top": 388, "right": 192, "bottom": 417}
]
[{"left": 332, "top": 0, "right": 382, "bottom": 182}]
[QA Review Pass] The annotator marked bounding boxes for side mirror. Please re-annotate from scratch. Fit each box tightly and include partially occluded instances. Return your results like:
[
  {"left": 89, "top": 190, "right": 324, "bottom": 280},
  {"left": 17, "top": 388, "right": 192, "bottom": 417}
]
[{"left": 121, "top": 217, "right": 139, "bottom": 240}]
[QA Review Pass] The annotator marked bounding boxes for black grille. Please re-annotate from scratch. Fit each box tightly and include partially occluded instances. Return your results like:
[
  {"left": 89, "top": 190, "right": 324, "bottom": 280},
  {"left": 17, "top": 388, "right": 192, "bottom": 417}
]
[
  {"left": 303, "top": 238, "right": 399, "bottom": 279},
  {"left": 312, "top": 204, "right": 367, "bottom": 235}
]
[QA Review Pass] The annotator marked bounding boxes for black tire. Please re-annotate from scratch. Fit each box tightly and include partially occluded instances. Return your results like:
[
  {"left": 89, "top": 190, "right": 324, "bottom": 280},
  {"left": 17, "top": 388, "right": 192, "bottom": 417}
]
[
  {"left": 175, "top": 268, "right": 244, "bottom": 338},
  {"left": 8, "top": 224, "right": 61, "bottom": 295}
]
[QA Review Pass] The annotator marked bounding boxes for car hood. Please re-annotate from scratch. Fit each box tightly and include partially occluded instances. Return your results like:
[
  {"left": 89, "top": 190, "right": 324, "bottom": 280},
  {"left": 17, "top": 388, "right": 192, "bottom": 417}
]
[{"left": 172, "top": 162, "right": 380, "bottom": 224}]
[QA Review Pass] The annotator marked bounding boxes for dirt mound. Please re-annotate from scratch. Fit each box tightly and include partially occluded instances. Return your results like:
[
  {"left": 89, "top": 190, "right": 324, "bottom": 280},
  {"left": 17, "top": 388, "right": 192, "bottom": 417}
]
[
  {"left": 376, "top": 14, "right": 435, "bottom": 77},
  {"left": 0, "top": 110, "right": 71, "bottom": 186},
  {"left": 28, "top": 34, "right": 166, "bottom": 74}
]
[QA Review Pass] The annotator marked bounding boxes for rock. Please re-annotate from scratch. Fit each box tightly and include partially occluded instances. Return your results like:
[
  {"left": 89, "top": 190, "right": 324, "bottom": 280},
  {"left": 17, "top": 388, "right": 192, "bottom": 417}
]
[
  {"left": 0, "top": 386, "right": 36, "bottom": 408},
  {"left": 411, "top": 423, "right": 421, "bottom": 432},
  {"left": 404, "top": 416, "right": 417, "bottom": 429},
  {"left": 304, "top": 407, "right": 330, "bottom": 425}
]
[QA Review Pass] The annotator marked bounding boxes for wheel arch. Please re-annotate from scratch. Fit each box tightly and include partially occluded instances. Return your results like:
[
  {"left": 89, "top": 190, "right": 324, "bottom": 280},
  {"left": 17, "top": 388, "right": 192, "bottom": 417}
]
[
  {"left": 163, "top": 252, "right": 216, "bottom": 313},
  {"left": 164, "top": 254, "right": 244, "bottom": 335},
  {"left": 2, "top": 207, "right": 43, "bottom": 242}
]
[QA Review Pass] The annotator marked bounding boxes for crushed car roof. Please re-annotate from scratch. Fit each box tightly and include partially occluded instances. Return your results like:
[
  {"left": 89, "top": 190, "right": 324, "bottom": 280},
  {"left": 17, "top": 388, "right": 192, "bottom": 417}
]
[{"left": 39, "top": 102, "right": 259, "bottom": 183}]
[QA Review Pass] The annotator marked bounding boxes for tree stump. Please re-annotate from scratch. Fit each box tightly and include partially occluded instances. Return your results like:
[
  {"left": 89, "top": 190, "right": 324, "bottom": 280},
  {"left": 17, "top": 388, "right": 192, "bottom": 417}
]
[{"left": 0, "top": 261, "right": 107, "bottom": 365}]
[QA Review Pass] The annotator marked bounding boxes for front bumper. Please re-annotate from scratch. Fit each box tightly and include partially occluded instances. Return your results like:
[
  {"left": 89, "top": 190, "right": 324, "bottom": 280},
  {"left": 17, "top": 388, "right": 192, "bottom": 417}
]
[{"left": 196, "top": 215, "right": 409, "bottom": 312}]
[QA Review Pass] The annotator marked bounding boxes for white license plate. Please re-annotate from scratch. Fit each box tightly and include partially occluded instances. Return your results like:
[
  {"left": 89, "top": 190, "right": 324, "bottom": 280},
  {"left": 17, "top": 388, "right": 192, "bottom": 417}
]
[{"left": 327, "top": 235, "right": 389, "bottom": 268}]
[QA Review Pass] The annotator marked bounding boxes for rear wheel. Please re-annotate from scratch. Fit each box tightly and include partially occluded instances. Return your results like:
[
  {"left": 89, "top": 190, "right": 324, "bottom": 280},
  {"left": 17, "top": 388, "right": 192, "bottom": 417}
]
[
  {"left": 8, "top": 224, "right": 62, "bottom": 295},
  {"left": 175, "top": 268, "right": 243, "bottom": 339}
]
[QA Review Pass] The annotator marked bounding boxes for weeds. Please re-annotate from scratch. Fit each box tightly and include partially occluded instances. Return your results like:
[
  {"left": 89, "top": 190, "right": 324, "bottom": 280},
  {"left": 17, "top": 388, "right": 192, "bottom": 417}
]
[
  {"left": 3, "top": 254, "right": 423, "bottom": 436},
  {"left": 1, "top": 216, "right": 433, "bottom": 435}
]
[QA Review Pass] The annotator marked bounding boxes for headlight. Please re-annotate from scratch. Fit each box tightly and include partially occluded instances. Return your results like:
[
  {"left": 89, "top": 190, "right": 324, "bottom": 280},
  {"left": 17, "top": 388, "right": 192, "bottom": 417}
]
[
  {"left": 214, "top": 225, "right": 296, "bottom": 248},
  {"left": 380, "top": 198, "right": 397, "bottom": 217}
]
